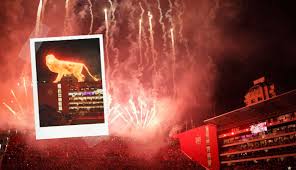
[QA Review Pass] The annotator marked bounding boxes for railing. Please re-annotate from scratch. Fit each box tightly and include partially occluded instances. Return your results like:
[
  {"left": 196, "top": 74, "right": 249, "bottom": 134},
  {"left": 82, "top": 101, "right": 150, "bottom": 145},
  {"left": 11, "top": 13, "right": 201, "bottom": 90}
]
[
  {"left": 221, "top": 153, "right": 296, "bottom": 164},
  {"left": 220, "top": 142, "right": 296, "bottom": 156},
  {"left": 221, "top": 131, "right": 296, "bottom": 148},
  {"left": 218, "top": 116, "right": 296, "bottom": 139}
]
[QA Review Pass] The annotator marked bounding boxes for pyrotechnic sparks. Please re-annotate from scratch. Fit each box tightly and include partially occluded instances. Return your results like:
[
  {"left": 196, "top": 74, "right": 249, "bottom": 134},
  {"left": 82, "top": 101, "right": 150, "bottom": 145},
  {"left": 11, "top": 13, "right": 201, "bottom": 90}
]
[
  {"left": 35, "top": 0, "right": 43, "bottom": 36},
  {"left": 157, "top": 0, "right": 167, "bottom": 51},
  {"left": 10, "top": 90, "right": 24, "bottom": 116},
  {"left": 23, "top": 76, "right": 27, "bottom": 97},
  {"left": 2, "top": 74, "right": 33, "bottom": 122},
  {"left": 148, "top": 11, "right": 154, "bottom": 50},
  {"left": 139, "top": 2, "right": 149, "bottom": 65},
  {"left": 87, "top": 0, "right": 94, "bottom": 34},
  {"left": 138, "top": 18, "right": 142, "bottom": 64},
  {"left": 2, "top": 102, "right": 20, "bottom": 120},
  {"left": 148, "top": 11, "right": 156, "bottom": 74},
  {"left": 35, "top": 0, "right": 48, "bottom": 36},
  {"left": 170, "top": 28, "right": 176, "bottom": 98},
  {"left": 9, "top": 0, "right": 218, "bottom": 138},
  {"left": 109, "top": 96, "right": 158, "bottom": 129},
  {"left": 104, "top": 8, "right": 110, "bottom": 68},
  {"left": 64, "top": 0, "right": 71, "bottom": 34}
]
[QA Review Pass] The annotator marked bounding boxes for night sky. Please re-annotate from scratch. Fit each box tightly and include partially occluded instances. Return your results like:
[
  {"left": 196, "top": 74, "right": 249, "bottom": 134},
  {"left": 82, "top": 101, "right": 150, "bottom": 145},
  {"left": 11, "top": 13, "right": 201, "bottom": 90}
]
[
  {"left": 209, "top": 0, "right": 296, "bottom": 115},
  {"left": 35, "top": 38, "right": 102, "bottom": 82}
]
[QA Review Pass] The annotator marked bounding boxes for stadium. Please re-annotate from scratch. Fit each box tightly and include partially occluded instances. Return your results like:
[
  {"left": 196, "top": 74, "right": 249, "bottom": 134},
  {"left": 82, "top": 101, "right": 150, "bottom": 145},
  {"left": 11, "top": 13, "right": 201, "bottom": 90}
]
[{"left": 1, "top": 0, "right": 296, "bottom": 169}]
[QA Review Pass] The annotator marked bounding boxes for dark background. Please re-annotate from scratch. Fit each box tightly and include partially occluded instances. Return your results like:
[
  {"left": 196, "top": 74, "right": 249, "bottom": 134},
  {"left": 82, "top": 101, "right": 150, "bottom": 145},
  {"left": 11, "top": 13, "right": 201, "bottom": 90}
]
[
  {"left": 35, "top": 38, "right": 102, "bottom": 82},
  {"left": 210, "top": 0, "right": 296, "bottom": 115}
]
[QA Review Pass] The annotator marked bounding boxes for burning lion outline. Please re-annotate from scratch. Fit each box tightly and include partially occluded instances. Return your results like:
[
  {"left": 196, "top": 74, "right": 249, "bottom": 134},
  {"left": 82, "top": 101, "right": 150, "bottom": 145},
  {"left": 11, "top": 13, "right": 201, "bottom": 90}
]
[{"left": 45, "top": 54, "right": 99, "bottom": 83}]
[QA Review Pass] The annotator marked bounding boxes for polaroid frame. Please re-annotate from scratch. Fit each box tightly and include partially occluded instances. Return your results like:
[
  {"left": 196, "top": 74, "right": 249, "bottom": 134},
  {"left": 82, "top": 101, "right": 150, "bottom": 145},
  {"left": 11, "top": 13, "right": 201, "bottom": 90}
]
[{"left": 30, "top": 34, "right": 109, "bottom": 139}]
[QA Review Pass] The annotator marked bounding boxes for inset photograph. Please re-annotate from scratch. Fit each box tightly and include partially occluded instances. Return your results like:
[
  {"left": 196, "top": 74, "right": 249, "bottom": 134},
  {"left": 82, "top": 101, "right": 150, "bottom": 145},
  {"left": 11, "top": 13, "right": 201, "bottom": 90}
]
[{"left": 30, "top": 35, "right": 109, "bottom": 139}]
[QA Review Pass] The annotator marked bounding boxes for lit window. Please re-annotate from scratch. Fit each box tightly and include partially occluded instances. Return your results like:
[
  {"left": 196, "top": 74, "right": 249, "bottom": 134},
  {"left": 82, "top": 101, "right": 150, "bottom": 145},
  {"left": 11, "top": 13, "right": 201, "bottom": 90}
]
[
  {"left": 206, "top": 146, "right": 211, "bottom": 153},
  {"left": 207, "top": 153, "right": 211, "bottom": 159},
  {"left": 57, "top": 84, "right": 61, "bottom": 88}
]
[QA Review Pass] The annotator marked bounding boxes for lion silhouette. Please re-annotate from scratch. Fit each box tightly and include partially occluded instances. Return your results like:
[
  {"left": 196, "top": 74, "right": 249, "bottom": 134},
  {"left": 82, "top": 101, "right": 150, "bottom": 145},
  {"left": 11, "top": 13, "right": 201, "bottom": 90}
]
[{"left": 45, "top": 54, "right": 99, "bottom": 83}]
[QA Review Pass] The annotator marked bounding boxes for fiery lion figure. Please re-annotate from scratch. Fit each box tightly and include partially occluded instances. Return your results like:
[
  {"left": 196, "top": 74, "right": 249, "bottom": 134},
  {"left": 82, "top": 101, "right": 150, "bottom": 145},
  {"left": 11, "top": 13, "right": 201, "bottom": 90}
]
[{"left": 46, "top": 54, "right": 99, "bottom": 83}]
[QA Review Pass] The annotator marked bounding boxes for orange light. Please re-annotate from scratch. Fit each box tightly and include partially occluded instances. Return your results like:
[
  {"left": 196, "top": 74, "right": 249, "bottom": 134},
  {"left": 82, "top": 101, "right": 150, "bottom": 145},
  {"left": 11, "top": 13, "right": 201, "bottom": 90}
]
[{"left": 45, "top": 54, "right": 99, "bottom": 83}]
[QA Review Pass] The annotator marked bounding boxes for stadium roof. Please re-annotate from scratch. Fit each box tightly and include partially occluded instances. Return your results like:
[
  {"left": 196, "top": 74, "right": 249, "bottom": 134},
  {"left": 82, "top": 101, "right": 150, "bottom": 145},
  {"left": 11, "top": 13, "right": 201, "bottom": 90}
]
[{"left": 204, "top": 89, "right": 296, "bottom": 131}]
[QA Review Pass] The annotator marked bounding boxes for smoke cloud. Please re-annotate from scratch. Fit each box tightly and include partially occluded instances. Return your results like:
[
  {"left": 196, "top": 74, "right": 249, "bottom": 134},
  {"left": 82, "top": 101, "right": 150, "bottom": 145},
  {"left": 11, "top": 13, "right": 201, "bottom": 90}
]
[{"left": 0, "top": 0, "right": 239, "bottom": 156}]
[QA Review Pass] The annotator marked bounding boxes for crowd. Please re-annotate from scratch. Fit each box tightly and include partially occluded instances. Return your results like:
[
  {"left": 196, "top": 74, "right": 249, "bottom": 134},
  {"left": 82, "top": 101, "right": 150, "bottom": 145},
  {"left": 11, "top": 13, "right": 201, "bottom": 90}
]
[
  {"left": 1, "top": 132, "right": 203, "bottom": 170},
  {"left": 222, "top": 156, "right": 295, "bottom": 170},
  {"left": 221, "top": 146, "right": 296, "bottom": 161},
  {"left": 222, "top": 132, "right": 296, "bottom": 154}
]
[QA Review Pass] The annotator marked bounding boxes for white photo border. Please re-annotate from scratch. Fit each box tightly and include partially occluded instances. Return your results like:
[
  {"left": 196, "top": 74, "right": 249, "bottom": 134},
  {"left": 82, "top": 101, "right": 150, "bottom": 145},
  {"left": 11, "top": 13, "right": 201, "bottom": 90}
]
[{"left": 30, "top": 34, "right": 109, "bottom": 139}]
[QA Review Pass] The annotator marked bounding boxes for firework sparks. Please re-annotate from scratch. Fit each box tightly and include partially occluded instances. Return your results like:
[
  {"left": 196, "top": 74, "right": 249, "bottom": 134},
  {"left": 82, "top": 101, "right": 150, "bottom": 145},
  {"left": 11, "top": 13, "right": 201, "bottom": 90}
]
[
  {"left": 64, "top": 0, "right": 71, "bottom": 34},
  {"left": 23, "top": 76, "right": 27, "bottom": 97},
  {"left": 87, "top": 0, "right": 94, "bottom": 34},
  {"left": 104, "top": 8, "right": 110, "bottom": 68},
  {"left": 138, "top": 2, "right": 149, "bottom": 66},
  {"left": 109, "top": 95, "right": 158, "bottom": 129},
  {"left": 157, "top": 0, "right": 167, "bottom": 51},
  {"left": 3, "top": 102, "right": 20, "bottom": 120},
  {"left": 2, "top": 73, "right": 33, "bottom": 125},
  {"left": 35, "top": 0, "right": 43, "bottom": 36},
  {"left": 148, "top": 11, "right": 154, "bottom": 57},
  {"left": 138, "top": 18, "right": 142, "bottom": 64},
  {"left": 148, "top": 11, "right": 157, "bottom": 82},
  {"left": 10, "top": 90, "right": 24, "bottom": 116},
  {"left": 170, "top": 28, "right": 176, "bottom": 98},
  {"left": 20, "top": 0, "right": 206, "bottom": 137}
]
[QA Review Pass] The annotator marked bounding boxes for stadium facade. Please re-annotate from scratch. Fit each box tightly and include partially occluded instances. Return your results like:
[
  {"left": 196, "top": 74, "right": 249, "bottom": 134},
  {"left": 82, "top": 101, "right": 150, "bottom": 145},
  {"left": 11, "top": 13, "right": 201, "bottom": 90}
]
[
  {"left": 38, "top": 77, "right": 104, "bottom": 125},
  {"left": 178, "top": 77, "right": 296, "bottom": 169}
]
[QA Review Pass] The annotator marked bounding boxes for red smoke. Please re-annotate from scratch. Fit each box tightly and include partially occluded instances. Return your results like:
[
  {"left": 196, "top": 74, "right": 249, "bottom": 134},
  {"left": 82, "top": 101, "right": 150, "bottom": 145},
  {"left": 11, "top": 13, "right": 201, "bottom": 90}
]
[{"left": 0, "top": 0, "right": 221, "bottom": 155}]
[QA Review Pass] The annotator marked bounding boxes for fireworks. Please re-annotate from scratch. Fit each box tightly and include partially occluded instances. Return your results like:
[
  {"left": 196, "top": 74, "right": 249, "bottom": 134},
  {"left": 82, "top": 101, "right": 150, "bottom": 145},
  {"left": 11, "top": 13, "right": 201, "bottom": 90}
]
[
  {"left": 4, "top": 0, "right": 198, "bottom": 137},
  {"left": 109, "top": 96, "right": 157, "bottom": 129},
  {"left": 170, "top": 28, "right": 176, "bottom": 98},
  {"left": 88, "top": 0, "right": 94, "bottom": 34},
  {"left": 138, "top": 18, "right": 142, "bottom": 64},
  {"left": 2, "top": 76, "right": 32, "bottom": 123},
  {"left": 64, "top": 0, "right": 71, "bottom": 34},
  {"left": 2, "top": 102, "right": 20, "bottom": 120},
  {"left": 35, "top": 0, "right": 43, "bottom": 36},
  {"left": 104, "top": 8, "right": 110, "bottom": 69}
]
